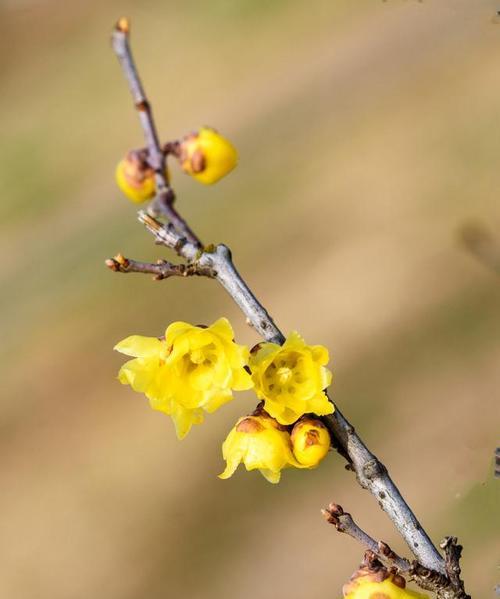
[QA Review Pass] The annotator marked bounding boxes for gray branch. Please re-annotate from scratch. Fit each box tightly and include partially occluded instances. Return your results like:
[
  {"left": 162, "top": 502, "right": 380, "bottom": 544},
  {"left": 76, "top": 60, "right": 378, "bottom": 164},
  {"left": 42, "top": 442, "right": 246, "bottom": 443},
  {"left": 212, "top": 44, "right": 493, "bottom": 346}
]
[
  {"left": 111, "top": 18, "right": 201, "bottom": 247},
  {"left": 138, "top": 212, "right": 449, "bottom": 575},
  {"left": 322, "top": 502, "right": 410, "bottom": 572},
  {"left": 109, "top": 19, "right": 471, "bottom": 598},
  {"left": 105, "top": 254, "right": 210, "bottom": 279}
]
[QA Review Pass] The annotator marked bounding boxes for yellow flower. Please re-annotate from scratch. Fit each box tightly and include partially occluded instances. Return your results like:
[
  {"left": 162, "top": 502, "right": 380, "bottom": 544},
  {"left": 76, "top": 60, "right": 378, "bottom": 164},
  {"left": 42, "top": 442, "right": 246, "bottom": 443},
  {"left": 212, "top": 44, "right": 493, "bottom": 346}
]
[
  {"left": 219, "top": 414, "right": 305, "bottom": 483},
  {"left": 115, "top": 318, "right": 253, "bottom": 438},
  {"left": 344, "top": 575, "right": 429, "bottom": 599},
  {"left": 178, "top": 127, "right": 237, "bottom": 184},
  {"left": 249, "top": 332, "right": 333, "bottom": 425},
  {"left": 115, "top": 151, "right": 169, "bottom": 203},
  {"left": 291, "top": 417, "right": 330, "bottom": 467}
]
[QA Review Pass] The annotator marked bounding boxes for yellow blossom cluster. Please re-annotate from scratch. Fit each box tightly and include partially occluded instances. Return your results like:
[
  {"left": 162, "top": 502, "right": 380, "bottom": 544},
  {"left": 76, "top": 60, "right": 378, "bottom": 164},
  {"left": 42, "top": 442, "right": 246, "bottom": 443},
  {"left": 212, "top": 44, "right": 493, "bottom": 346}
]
[
  {"left": 115, "top": 127, "right": 237, "bottom": 204},
  {"left": 115, "top": 318, "right": 334, "bottom": 482}
]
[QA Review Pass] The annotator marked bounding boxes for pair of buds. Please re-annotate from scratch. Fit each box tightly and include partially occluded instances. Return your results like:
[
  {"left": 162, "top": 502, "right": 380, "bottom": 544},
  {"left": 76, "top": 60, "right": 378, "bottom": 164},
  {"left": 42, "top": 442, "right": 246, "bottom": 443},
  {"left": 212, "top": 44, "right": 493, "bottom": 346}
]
[{"left": 116, "top": 127, "right": 237, "bottom": 203}]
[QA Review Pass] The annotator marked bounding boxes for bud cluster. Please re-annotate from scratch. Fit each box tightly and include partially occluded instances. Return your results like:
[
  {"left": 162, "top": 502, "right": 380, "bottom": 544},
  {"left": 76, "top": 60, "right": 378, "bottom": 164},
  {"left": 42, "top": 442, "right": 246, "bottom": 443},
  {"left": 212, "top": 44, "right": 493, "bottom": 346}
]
[{"left": 115, "top": 127, "right": 237, "bottom": 204}]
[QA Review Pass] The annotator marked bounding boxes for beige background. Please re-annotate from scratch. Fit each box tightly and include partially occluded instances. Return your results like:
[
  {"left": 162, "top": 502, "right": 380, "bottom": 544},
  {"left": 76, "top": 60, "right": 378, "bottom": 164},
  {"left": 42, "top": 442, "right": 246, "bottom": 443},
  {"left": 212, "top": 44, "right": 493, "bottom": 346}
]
[{"left": 1, "top": 1, "right": 499, "bottom": 597}]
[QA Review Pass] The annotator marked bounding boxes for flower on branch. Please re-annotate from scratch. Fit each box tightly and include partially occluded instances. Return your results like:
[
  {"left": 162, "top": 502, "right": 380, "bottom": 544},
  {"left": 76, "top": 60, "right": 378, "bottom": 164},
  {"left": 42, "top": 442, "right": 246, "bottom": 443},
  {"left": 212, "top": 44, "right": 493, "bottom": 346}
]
[
  {"left": 343, "top": 554, "right": 429, "bottom": 599},
  {"left": 114, "top": 317, "right": 253, "bottom": 438},
  {"left": 178, "top": 126, "right": 238, "bottom": 184},
  {"left": 219, "top": 413, "right": 306, "bottom": 483},
  {"left": 249, "top": 332, "right": 334, "bottom": 425},
  {"left": 291, "top": 417, "right": 331, "bottom": 467},
  {"left": 115, "top": 151, "right": 169, "bottom": 203},
  {"left": 343, "top": 575, "right": 429, "bottom": 598}
]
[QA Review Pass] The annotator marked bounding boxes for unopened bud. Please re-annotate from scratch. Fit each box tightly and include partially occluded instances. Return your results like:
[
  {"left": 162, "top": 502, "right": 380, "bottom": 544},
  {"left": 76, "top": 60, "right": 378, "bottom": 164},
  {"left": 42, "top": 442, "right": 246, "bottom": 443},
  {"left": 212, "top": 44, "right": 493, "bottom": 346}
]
[
  {"left": 115, "top": 152, "right": 169, "bottom": 203},
  {"left": 178, "top": 127, "right": 237, "bottom": 185},
  {"left": 291, "top": 418, "right": 330, "bottom": 467}
]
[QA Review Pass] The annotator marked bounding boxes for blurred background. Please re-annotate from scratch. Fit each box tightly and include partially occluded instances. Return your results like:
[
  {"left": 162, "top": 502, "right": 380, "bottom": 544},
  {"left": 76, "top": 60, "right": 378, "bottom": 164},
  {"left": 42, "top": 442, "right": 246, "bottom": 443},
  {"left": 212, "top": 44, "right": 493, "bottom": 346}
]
[{"left": 1, "top": 0, "right": 499, "bottom": 597}]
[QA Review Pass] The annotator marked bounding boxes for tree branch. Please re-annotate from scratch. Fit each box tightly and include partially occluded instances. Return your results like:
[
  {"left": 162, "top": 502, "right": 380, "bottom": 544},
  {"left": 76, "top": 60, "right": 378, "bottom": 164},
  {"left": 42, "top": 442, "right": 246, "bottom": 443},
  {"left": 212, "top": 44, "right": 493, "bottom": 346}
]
[
  {"left": 137, "top": 211, "right": 447, "bottom": 574},
  {"left": 108, "top": 18, "right": 472, "bottom": 598},
  {"left": 111, "top": 17, "right": 201, "bottom": 247},
  {"left": 105, "top": 253, "right": 211, "bottom": 279},
  {"left": 322, "top": 502, "right": 410, "bottom": 572}
]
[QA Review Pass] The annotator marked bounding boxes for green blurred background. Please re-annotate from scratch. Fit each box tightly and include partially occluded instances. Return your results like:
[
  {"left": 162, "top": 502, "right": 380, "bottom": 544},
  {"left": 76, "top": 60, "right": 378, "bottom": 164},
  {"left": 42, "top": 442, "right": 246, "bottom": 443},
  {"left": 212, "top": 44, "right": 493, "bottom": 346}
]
[{"left": 1, "top": 0, "right": 499, "bottom": 597}]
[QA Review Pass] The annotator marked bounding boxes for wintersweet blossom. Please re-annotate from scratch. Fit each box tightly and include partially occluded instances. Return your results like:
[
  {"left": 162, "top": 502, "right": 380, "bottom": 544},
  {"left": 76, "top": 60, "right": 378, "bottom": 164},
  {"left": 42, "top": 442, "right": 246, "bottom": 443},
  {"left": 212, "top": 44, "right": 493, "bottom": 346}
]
[
  {"left": 115, "top": 151, "right": 169, "bottom": 203},
  {"left": 249, "top": 331, "right": 333, "bottom": 425},
  {"left": 178, "top": 127, "right": 237, "bottom": 184},
  {"left": 343, "top": 573, "right": 429, "bottom": 599},
  {"left": 291, "top": 417, "right": 331, "bottom": 467},
  {"left": 115, "top": 318, "right": 253, "bottom": 438},
  {"left": 219, "top": 413, "right": 305, "bottom": 483}
]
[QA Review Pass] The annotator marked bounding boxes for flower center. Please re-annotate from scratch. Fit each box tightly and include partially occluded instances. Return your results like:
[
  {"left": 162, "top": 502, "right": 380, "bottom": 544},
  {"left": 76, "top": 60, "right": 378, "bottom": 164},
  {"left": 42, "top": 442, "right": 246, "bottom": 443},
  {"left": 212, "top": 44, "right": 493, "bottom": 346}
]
[
  {"left": 276, "top": 366, "right": 293, "bottom": 385},
  {"left": 190, "top": 349, "right": 206, "bottom": 365}
]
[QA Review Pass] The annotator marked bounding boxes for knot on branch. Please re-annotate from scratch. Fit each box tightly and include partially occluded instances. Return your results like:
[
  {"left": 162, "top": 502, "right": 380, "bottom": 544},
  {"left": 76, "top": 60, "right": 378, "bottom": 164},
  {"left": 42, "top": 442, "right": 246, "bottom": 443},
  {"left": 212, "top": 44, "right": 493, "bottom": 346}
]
[{"left": 362, "top": 458, "right": 387, "bottom": 482}]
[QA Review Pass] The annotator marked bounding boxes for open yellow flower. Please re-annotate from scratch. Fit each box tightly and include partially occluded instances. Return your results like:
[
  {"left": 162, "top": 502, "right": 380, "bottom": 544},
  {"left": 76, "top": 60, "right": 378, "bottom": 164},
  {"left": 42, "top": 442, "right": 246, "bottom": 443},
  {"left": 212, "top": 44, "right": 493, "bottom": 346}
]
[
  {"left": 219, "top": 414, "right": 305, "bottom": 483},
  {"left": 178, "top": 127, "right": 237, "bottom": 184},
  {"left": 115, "top": 318, "right": 253, "bottom": 438},
  {"left": 344, "top": 575, "right": 429, "bottom": 599},
  {"left": 249, "top": 332, "right": 333, "bottom": 425}
]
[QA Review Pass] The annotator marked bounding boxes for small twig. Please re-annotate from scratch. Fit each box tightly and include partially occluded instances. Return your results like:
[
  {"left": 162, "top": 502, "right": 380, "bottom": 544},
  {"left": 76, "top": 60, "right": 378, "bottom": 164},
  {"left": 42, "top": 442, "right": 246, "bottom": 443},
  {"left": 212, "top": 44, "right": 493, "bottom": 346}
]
[
  {"left": 111, "top": 18, "right": 201, "bottom": 247},
  {"left": 322, "top": 502, "right": 410, "bottom": 572},
  {"left": 108, "top": 22, "right": 475, "bottom": 597},
  {"left": 105, "top": 254, "right": 209, "bottom": 279},
  {"left": 440, "top": 537, "right": 470, "bottom": 599}
]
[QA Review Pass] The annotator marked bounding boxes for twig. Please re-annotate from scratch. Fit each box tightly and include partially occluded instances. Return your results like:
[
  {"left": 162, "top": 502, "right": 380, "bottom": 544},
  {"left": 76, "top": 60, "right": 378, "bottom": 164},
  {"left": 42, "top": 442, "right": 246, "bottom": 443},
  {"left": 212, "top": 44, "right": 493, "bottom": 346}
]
[
  {"left": 137, "top": 212, "right": 446, "bottom": 573},
  {"left": 440, "top": 537, "right": 470, "bottom": 599},
  {"left": 111, "top": 18, "right": 201, "bottom": 247},
  {"left": 321, "top": 503, "right": 469, "bottom": 597},
  {"left": 105, "top": 254, "right": 210, "bottom": 279},
  {"left": 322, "top": 502, "right": 410, "bottom": 572},
  {"left": 108, "top": 19, "right": 473, "bottom": 597}
]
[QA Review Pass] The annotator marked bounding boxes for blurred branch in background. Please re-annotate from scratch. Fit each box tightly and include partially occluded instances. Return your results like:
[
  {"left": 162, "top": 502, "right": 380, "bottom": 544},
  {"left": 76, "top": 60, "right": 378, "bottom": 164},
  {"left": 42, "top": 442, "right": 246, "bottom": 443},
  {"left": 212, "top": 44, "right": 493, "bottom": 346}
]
[{"left": 459, "top": 221, "right": 500, "bottom": 276}]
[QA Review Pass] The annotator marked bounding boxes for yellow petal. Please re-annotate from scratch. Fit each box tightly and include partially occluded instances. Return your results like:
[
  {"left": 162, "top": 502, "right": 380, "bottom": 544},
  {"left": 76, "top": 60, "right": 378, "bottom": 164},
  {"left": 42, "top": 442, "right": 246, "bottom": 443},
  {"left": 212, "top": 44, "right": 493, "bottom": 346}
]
[
  {"left": 165, "top": 321, "right": 194, "bottom": 345},
  {"left": 259, "top": 469, "right": 281, "bottom": 484},
  {"left": 209, "top": 317, "right": 235, "bottom": 342},
  {"left": 307, "top": 393, "right": 335, "bottom": 416},
  {"left": 118, "top": 358, "right": 156, "bottom": 392},
  {"left": 171, "top": 405, "right": 204, "bottom": 440},
  {"left": 114, "top": 335, "right": 163, "bottom": 358}
]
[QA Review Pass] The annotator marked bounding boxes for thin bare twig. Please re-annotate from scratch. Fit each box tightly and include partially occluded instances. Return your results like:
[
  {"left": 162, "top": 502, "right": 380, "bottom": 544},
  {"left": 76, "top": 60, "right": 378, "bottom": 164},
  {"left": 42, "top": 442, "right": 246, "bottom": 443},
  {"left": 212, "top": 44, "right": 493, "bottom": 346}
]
[
  {"left": 105, "top": 254, "right": 210, "bottom": 279},
  {"left": 108, "top": 19, "right": 472, "bottom": 598},
  {"left": 440, "top": 537, "right": 470, "bottom": 599},
  {"left": 322, "top": 502, "right": 410, "bottom": 572},
  {"left": 321, "top": 503, "right": 469, "bottom": 598},
  {"left": 111, "top": 18, "right": 201, "bottom": 247}
]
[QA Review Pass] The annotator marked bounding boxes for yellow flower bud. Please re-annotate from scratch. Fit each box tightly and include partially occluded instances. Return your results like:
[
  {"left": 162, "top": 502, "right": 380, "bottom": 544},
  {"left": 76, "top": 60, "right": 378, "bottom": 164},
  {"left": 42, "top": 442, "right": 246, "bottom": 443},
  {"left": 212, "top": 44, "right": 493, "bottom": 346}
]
[
  {"left": 249, "top": 331, "right": 334, "bottom": 425},
  {"left": 219, "top": 414, "right": 305, "bottom": 483},
  {"left": 114, "top": 318, "right": 253, "bottom": 438},
  {"left": 178, "top": 127, "right": 237, "bottom": 184},
  {"left": 291, "top": 418, "right": 330, "bottom": 467},
  {"left": 115, "top": 151, "right": 169, "bottom": 203},
  {"left": 343, "top": 566, "right": 429, "bottom": 599}
]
